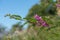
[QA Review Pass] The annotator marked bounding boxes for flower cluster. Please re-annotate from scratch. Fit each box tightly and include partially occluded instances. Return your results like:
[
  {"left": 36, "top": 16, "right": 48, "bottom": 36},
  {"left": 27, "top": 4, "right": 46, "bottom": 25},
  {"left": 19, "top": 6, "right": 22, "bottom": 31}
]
[
  {"left": 56, "top": 4, "right": 60, "bottom": 7},
  {"left": 34, "top": 14, "right": 49, "bottom": 27}
]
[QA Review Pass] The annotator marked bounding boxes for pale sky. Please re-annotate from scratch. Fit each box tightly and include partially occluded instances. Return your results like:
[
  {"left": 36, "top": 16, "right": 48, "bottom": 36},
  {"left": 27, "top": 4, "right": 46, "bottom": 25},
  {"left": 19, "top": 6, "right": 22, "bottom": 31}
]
[{"left": 0, "top": 0, "right": 39, "bottom": 30}]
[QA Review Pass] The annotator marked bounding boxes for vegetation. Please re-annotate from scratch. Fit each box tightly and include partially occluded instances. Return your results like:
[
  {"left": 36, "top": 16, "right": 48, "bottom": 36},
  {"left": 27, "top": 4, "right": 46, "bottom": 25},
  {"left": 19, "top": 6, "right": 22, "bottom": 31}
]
[
  {"left": 2, "top": 0, "right": 60, "bottom": 40},
  {"left": 26, "top": 0, "right": 57, "bottom": 18},
  {"left": 3, "top": 16, "right": 60, "bottom": 40}
]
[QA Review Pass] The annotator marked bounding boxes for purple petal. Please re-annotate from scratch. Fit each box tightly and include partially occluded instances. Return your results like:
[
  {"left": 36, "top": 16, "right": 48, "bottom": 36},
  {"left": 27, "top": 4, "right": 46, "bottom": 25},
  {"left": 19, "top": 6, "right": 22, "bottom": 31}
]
[
  {"left": 42, "top": 22, "right": 49, "bottom": 27},
  {"left": 34, "top": 14, "right": 49, "bottom": 27},
  {"left": 34, "top": 14, "right": 42, "bottom": 21}
]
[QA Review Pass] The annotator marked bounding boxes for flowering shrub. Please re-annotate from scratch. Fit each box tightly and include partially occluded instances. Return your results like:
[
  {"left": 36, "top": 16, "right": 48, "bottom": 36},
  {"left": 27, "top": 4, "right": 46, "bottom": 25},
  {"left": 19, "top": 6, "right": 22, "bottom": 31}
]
[
  {"left": 5, "top": 14, "right": 50, "bottom": 27},
  {"left": 3, "top": 14, "right": 60, "bottom": 40}
]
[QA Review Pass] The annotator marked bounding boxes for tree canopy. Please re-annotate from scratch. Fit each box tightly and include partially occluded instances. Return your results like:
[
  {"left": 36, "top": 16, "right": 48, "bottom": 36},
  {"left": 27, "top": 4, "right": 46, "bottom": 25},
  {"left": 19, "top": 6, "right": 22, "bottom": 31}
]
[{"left": 26, "top": 0, "right": 57, "bottom": 18}]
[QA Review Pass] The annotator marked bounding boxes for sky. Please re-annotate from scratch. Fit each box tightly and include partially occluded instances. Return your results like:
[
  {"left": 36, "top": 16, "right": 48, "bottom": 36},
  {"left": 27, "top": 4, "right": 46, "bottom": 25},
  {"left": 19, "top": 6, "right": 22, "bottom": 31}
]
[{"left": 0, "top": 0, "right": 39, "bottom": 30}]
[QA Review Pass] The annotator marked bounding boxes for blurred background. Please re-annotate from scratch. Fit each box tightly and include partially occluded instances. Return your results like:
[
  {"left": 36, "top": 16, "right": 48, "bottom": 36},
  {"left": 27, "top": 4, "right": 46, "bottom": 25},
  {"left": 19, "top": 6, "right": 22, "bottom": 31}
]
[{"left": 1, "top": 0, "right": 60, "bottom": 40}]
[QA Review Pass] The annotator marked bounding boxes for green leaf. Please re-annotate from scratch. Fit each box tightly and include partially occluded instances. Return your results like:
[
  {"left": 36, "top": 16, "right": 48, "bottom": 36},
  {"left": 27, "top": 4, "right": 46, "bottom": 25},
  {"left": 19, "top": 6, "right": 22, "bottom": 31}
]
[{"left": 5, "top": 14, "right": 22, "bottom": 20}]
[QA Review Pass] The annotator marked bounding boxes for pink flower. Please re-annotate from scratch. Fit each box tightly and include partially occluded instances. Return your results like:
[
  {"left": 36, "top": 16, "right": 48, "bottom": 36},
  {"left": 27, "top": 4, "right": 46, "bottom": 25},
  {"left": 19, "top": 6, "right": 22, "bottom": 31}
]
[
  {"left": 34, "top": 14, "right": 49, "bottom": 27},
  {"left": 41, "top": 21, "right": 49, "bottom": 27},
  {"left": 38, "top": 20, "right": 49, "bottom": 27},
  {"left": 34, "top": 14, "right": 42, "bottom": 21},
  {"left": 56, "top": 4, "right": 60, "bottom": 7}
]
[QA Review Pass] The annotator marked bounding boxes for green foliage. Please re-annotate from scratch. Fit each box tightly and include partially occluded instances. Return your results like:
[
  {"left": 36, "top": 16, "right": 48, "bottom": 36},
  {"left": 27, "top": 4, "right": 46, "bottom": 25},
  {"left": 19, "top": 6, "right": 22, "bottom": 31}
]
[
  {"left": 24, "top": 17, "right": 37, "bottom": 23},
  {"left": 26, "top": 0, "right": 57, "bottom": 18},
  {"left": 5, "top": 14, "right": 22, "bottom": 20},
  {"left": 3, "top": 0, "right": 60, "bottom": 40},
  {"left": 3, "top": 16, "right": 60, "bottom": 40}
]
